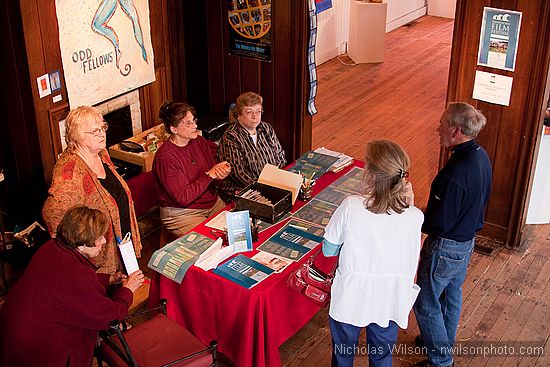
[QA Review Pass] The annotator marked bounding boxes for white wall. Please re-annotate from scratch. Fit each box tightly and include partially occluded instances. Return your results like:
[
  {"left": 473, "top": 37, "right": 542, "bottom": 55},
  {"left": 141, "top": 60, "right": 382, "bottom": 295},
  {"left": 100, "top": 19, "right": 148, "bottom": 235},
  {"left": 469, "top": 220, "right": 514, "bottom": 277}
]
[
  {"left": 314, "top": 0, "right": 427, "bottom": 66},
  {"left": 526, "top": 132, "right": 550, "bottom": 224}
]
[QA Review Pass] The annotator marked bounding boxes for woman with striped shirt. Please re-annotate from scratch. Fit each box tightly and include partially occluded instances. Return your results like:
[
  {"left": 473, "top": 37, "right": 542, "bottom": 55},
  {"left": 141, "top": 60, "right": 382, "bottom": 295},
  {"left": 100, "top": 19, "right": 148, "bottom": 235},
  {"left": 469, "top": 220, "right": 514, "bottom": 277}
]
[{"left": 217, "top": 91, "right": 286, "bottom": 202}]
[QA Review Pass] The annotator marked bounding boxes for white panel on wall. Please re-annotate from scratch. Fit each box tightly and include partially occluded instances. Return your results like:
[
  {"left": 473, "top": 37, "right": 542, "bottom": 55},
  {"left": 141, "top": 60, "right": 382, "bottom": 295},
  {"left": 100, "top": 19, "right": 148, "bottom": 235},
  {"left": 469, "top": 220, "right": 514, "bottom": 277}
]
[
  {"left": 316, "top": 8, "right": 339, "bottom": 65},
  {"left": 526, "top": 133, "right": 550, "bottom": 224}
]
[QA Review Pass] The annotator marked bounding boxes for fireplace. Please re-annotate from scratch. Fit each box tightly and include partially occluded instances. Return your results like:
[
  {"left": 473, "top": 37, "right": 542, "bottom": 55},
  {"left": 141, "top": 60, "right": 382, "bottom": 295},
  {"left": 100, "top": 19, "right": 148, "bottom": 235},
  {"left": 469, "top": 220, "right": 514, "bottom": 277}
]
[
  {"left": 58, "top": 90, "right": 143, "bottom": 152},
  {"left": 95, "top": 90, "right": 143, "bottom": 147}
]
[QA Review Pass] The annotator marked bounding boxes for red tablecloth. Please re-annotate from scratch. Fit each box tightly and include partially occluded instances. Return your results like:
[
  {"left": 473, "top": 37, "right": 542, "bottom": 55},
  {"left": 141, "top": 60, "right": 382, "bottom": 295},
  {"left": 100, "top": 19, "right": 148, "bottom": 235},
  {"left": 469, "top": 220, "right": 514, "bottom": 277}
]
[{"left": 149, "top": 161, "right": 363, "bottom": 367}]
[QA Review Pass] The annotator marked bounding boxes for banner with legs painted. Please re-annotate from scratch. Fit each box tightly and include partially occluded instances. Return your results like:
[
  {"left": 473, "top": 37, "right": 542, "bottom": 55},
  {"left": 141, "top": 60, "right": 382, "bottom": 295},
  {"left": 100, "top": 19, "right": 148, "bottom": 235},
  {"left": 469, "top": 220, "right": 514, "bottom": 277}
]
[{"left": 56, "top": 0, "right": 155, "bottom": 107}]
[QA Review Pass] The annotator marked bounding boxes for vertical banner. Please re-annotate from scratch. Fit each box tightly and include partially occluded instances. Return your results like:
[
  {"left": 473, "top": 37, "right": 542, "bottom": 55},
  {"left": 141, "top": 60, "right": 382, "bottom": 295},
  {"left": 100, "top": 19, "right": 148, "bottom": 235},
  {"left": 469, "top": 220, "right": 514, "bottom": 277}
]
[
  {"left": 56, "top": 0, "right": 155, "bottom": 108},
  {"left": 307, "top": 0, "right": 318, "bottom": 115},
  {"left": 228, "top": 0, "right": 272, "bottom": 61},
  {"left": 477, "top": 7, "right": 522, "bottom": 71}
]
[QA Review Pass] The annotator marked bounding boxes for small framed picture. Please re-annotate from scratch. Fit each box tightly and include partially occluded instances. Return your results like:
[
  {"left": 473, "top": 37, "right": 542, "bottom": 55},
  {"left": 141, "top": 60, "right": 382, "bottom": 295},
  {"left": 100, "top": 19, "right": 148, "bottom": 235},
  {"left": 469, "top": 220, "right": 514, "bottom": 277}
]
[
  {"left": 49, "top": 70, "right": 62, "bottom": 92},
  {"left": 36, "top": 73, "right": 51, "bottom": 98}
]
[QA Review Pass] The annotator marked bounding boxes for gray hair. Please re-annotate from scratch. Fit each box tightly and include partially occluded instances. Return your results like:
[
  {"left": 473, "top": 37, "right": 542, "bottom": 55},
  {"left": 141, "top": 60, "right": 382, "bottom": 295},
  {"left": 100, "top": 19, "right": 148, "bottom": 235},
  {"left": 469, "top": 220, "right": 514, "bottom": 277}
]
[{"left": 446, "top": 102, "right": 487, "bottom": 138}]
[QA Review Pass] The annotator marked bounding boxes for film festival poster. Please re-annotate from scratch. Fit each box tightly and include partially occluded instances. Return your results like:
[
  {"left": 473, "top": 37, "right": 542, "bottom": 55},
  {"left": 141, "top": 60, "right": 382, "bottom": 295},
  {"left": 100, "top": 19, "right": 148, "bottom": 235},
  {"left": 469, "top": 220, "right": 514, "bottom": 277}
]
[
  {"left": 228, "top": 0, "right": 272, "bottom": 61},
  {"left": 477, "top": 7, "right": 522, "bottom": 72}
]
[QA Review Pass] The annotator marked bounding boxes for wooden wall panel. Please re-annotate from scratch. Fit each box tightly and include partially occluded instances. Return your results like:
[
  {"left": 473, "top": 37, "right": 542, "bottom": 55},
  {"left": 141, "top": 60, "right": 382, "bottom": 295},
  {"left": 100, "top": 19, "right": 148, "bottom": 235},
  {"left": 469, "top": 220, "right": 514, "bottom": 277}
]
[
  {"left": 18, "top": 0, "right": 174, "bottom": 185},
  {"left": 182, "top": 0, "right": 312, "bottom": 160},
  {"left": 0, "top": 1, "right": 46, "bottom": 224},
  {"left": 447, "top": 0, "right": 550, "bottom": 246}
]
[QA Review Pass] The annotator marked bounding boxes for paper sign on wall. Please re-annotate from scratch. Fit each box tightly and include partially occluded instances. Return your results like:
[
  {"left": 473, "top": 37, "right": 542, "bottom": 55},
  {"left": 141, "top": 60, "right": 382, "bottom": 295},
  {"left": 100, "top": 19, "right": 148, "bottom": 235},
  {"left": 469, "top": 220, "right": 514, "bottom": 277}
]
[{"left": 472, "top": 70, "right": 513, "bottom": 106}]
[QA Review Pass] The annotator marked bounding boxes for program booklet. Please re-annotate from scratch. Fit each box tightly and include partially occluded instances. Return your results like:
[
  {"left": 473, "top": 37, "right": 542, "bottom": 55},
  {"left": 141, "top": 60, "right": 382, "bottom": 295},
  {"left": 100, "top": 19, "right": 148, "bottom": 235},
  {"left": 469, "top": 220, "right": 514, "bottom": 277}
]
[
  {"left": 213, "top": 254, "right": 274, "bottom": 289},
  {"left": 226, "top": 210, "right": 253, "bottom": 253},
  {"left": 147, "top": 232, "right": 214, "bottom": 284},
  {"left": 257, "top": 220, "right": 324, "bottom": 261}
]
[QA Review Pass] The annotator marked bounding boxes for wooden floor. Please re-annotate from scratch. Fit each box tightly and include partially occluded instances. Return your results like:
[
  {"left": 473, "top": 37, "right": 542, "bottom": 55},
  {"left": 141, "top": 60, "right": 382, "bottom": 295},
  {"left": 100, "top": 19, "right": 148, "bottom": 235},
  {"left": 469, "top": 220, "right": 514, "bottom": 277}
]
[
  {"left": 279, "top": 15, "right": 550, "bottom": 367},
  {"left": 5, "top": 15, "right": 550, "bottom": 367}
]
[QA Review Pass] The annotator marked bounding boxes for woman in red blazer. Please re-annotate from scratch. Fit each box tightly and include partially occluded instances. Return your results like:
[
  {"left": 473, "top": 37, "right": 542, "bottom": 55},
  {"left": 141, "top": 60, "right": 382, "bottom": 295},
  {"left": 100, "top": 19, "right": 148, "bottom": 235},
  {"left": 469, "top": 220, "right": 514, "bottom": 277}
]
[{"left": 0, "top": 206, "right": 144, "bottom": 367}]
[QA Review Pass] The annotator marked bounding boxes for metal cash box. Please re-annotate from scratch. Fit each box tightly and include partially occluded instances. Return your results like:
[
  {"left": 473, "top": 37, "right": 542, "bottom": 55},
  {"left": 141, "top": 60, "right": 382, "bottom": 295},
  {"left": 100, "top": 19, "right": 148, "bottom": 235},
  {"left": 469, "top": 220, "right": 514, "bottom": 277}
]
[{"left": 235, "top": 182, "right": 292, "bottom": 223}]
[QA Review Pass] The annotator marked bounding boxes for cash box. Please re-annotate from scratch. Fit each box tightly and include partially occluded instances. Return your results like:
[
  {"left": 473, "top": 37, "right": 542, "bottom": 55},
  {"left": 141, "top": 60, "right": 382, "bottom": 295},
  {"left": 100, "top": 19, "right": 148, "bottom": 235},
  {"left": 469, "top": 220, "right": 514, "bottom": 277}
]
[{"left": 235, "top": 182, "right": 292, "bottom": 223}]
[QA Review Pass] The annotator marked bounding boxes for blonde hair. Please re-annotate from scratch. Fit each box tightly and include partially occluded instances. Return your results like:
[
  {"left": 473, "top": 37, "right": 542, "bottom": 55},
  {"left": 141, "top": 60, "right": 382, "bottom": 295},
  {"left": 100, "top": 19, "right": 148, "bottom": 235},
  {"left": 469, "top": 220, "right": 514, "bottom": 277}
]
[
  {"left": 361, "top": 140, "right": 411, "bottom": 214},
  {"left": 64, "top": 106, "right": 104, "bottom": 152}
]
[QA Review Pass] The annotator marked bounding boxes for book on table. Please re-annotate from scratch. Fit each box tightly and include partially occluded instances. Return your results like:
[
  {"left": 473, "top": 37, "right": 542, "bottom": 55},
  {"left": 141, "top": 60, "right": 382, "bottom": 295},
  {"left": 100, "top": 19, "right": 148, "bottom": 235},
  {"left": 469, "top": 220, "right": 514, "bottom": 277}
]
[{"left": 213, "top": 254, "right": 275, "bottom": 289}]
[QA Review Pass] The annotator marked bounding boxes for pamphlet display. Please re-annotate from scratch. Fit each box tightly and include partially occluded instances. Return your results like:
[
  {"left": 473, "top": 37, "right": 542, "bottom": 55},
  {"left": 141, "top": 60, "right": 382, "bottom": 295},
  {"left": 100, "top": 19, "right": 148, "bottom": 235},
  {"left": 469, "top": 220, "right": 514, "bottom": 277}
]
[
  {"left": 147, "top": 232, "right": 214, "bottom": 284},
  {"left": 251, "top": 251, "right": 292, "bottom": 273},
  {"left": 257, "top": 220, "right": 324, "bottom": 261},
  {"left": 315, "top": 167, "right": 364, "bottom": 205},
  {"left": 213, "top": 254, "right": 274, "bottom": 289},
  {"left": 292, "top": 198, "right": 339, "bottom": 227},
  {"left": 226, "top": 210, "right": 253, "bottom": 253},
  {"left": 288, "top": 151, "right": 339, "bottom": 181}
]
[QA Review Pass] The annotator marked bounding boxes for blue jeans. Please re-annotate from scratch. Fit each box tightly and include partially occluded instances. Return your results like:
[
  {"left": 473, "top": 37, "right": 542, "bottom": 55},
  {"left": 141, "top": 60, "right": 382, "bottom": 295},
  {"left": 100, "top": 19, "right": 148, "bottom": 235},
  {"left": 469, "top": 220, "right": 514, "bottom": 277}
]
[
  {"left": 329, "top": 317, "right": 398, "bottom": 367},
  {"left": 413, "top": 235, "right": 474, "bottom": 367}
]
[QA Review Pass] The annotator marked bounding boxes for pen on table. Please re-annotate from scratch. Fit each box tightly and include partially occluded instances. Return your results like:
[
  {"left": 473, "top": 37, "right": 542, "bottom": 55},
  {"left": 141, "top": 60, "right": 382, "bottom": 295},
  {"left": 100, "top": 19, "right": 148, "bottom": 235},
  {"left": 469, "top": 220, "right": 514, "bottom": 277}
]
[{"left": 289, "top": 224, "right": 309, "bottom": 231}]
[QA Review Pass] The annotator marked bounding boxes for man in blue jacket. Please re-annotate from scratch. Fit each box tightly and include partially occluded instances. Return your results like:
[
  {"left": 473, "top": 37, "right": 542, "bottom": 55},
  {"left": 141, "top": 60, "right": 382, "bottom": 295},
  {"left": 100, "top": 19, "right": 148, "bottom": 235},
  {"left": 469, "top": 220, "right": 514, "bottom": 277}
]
[{"left": 414, "top": 102, "right": 492, "bottom": 367}]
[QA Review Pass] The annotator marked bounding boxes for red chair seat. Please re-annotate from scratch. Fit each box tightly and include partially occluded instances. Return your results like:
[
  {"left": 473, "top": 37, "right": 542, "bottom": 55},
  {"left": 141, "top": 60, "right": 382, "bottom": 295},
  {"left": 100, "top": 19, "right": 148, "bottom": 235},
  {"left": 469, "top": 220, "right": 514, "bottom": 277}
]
[{"left": 99, "top": 314, "right": 213, "bottom": 367}]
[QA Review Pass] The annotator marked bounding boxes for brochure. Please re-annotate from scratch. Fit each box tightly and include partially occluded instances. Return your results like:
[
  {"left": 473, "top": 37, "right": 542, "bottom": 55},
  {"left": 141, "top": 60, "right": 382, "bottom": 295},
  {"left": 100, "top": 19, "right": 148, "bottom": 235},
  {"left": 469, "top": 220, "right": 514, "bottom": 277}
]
[
  {"left": 292, "top": 198, "right": 339, "bottom": 228},
  {"left": 288, "top": 151, "right": 339, "bottom": 182},
  {"left": 251, "top": 251, "right": 292, "bottom": 273},
  {"left": 314, "top": 147, "right": 354, "bottom": 173},
  {"left": 315, "top": 166, "right": 364, "bottom": 206},
  {"left": 213, "top": 254, "right": 274, "bottom": 289},
  {"left": 118, "top": 232, "right": 139, "bottom": 274},
  {"left": 257, "top": 221, "right": 324, "bottom": 261},
  {"left": 147, "top": 232, "right": 214, "bottom": 284},
  {"left": 226, "top": 210, "right": 253, "bottom": 253}
]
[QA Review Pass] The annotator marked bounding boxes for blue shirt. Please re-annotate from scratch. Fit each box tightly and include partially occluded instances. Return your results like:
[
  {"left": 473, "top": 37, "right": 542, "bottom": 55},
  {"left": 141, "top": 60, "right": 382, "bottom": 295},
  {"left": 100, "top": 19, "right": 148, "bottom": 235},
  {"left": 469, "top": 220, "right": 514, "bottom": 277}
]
[{"left": 422, "top": 139, "right": 492, "bottom": 242}]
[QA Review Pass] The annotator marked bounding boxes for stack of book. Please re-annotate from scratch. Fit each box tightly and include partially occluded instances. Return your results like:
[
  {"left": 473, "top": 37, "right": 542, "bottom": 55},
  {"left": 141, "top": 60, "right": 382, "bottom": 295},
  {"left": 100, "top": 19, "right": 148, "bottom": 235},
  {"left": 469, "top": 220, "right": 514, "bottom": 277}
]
[{"left": 314, "top": 147, "right": 353, "bottom": 173}]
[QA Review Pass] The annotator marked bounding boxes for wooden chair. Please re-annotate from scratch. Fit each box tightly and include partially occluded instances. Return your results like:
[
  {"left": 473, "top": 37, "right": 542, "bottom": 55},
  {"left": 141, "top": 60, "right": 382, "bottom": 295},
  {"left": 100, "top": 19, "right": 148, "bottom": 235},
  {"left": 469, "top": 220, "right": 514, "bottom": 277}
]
[{"left": 96, "top": 299, "right": 218, "bottom": 367}]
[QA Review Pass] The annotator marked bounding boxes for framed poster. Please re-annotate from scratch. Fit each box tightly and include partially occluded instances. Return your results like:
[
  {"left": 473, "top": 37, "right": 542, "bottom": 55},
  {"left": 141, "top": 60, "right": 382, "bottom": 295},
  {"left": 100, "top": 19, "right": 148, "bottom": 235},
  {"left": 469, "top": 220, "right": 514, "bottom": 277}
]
[
  {"left": 477, "top": 7, "right": 522, "bottom": 71},
  {"left": 228, "top": 0, "right": 272, "bottom": 61}
]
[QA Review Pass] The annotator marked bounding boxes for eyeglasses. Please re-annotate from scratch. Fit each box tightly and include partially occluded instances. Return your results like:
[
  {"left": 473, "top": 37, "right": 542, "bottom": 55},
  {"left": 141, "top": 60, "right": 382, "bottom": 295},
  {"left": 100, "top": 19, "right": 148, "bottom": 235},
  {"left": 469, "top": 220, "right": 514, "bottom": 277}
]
[
  {"left": 243, "top": 109, "right": 264, "bottom": 116},
  {"left": 179, "top": 117, "right": 198, "bottom": 127},
  {"left": 84, "top": 124, "right": 109, "bottom": 137}
]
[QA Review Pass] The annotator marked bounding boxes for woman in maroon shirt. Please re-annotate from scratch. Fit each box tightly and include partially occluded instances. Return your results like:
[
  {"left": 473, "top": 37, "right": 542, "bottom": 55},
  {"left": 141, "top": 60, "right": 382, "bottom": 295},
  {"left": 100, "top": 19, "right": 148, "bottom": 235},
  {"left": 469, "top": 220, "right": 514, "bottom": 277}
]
[
  {"left": 0, "top": 206, "right": 144, "bottom": 367},
  {"left": 153, "top": 101, "right": 231, "bottom": 241}
]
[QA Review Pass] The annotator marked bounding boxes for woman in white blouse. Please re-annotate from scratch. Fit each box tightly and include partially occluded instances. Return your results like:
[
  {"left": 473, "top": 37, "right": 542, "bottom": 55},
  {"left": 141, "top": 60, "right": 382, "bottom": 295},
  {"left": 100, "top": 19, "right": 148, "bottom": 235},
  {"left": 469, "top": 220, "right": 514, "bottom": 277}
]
[{"left": 322, "top": 140, "right": 423, "bottom": 367}]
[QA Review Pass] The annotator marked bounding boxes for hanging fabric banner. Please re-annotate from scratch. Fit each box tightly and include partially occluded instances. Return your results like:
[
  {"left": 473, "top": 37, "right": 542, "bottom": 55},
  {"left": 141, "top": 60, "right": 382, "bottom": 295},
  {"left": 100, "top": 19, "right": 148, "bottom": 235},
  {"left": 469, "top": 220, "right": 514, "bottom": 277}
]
[
  {"left": 56, "top": 0, "right": 155, "bottom": 108},
  {"left": 307, "top": 0, "right": 319, "bottom": 115}
]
